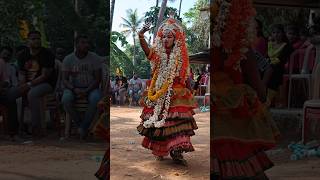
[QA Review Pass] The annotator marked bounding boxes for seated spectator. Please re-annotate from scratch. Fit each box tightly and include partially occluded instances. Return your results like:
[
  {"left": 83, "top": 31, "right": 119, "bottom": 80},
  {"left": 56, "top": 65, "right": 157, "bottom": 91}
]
[
  {"left": 62, "top": 34, "right": 102, "bottom": 139},
  {"left": 54, "top": 47, "right": 66, "bottom": 97},
  {"left": 14, "top": 31, "right": 56, "bottom": 138},
  {"left": 253, "top": 19, "right": 268, "bottom": 57},
  {"left": 285, "top": 26, "right": 316, "bottom": 107},
  {"left": 1, "top": 47, "right": 19, "bottom": 88},
  {"left": 0, "top": 48, "right": 19, "bottom": 140},
  {"left": 287, "top": 25, "right": 305, "bottom": 50},
  {"left": 286, "top": 25, "right": 308, "bottom": 73},
  {"left": 128, "top": 73, "right": 142, "bottom": 106},
  {"left": 300, "top": 28, "right": 316, "bottom": 74}
]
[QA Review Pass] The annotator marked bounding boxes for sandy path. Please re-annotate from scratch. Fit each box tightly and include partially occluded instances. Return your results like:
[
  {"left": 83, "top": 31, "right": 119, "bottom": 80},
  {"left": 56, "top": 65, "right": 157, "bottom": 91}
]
[
  {"left": 110, "top": 107, "right": 210, "bottom": 180},
  {"left": 0, "top": 139, "right": 105, "bottom": 180}
]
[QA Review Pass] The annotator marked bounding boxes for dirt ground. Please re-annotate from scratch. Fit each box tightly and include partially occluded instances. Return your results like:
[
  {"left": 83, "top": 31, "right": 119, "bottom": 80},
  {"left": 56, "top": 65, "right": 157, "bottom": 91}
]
[
  {"left": 1, "top": 107, "right": 320, "bottom": 180},
  {"left": 0, "top": 137, "right": 106, "bottom": 180},
  {"left": 111, "top": 107, "right": 320, "bottom": 180},
  {"left": 266, "top": 149, "right": 320, "bottom": 180},
  {"left": 110, "top": 107, "right": 210, "bottom": 180}
]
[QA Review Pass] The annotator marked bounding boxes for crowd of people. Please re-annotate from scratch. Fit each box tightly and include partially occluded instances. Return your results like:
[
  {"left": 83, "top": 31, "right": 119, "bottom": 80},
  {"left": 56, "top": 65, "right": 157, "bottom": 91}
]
[
  {"left": 0, "top": 31, "right": 107, "bottom": 141},
  {"left": 109, "top": 65, "right": 210, "bottom": 107},
  {"left": 253, "top": 19, "right": 317, "bottom": 108}
]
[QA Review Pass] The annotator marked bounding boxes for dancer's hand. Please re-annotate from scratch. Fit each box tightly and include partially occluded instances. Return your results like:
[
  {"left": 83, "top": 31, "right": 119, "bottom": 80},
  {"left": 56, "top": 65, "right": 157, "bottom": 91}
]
[{"left": 138, "top": 22, "right": 151, "bottom": 36}]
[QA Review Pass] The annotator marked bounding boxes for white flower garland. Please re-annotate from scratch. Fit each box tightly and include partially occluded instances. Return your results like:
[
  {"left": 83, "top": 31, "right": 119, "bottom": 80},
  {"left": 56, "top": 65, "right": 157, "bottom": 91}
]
[
  {"left": 212, "top": 0, "right": 232, "bottom": 47},
  {"left": 212, "top": 0, "right": 256, "bottom": 71},
  {"left": 143, "top": 35, "right": 183, "bottom": 128}
]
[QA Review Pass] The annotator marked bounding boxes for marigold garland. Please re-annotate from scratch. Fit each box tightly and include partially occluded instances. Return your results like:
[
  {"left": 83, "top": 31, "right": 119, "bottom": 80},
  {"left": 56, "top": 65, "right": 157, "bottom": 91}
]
[{"left": 148, "top": 68, "right": 171, "bottom": 102}]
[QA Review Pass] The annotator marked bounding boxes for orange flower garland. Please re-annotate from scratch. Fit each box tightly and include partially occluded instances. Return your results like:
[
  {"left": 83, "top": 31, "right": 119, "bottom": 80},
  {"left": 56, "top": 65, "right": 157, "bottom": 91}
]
[{"left": 220, "top": 0, "right": 256, "bottom": 70}]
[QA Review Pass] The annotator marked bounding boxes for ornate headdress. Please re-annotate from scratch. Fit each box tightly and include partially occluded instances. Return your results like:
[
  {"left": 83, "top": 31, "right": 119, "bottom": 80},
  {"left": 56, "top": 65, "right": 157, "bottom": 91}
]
[
  {"left": 156, "top": 13, "right": 184, "bottom": 38},
  {"left": 152, "top": 14, "right": 190, "bottom": 84}
]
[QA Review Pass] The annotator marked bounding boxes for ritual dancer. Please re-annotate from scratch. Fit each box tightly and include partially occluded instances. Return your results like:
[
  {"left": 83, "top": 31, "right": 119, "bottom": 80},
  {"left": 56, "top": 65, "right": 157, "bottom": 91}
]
[
  {"left": 211, "top": 0, "right": 280, "bottom": 179},
  {"left": 137, "top": 15, "right": 198, "bottom": 164}
]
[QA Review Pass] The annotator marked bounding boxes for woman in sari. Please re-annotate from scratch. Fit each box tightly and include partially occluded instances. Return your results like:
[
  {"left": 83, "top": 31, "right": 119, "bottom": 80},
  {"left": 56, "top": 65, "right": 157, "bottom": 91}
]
[{"left": 211, "top": 0, "right": 280, "bottom": 179}]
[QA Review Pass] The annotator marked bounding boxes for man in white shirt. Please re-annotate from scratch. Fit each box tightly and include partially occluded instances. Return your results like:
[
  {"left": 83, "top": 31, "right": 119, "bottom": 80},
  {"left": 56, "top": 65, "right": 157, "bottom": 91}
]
[{"left": 128, "top": 73, "right": 142, "bottom": 106}]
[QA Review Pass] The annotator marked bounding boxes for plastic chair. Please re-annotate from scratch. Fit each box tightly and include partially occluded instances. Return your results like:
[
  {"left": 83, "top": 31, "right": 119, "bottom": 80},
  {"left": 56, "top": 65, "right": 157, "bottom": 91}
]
[
  {"left": 287, "top": 45, "right": 314, "bottom": 108},
  {"left": 302, "top": 42, "right": 320, "bottom": 144}
]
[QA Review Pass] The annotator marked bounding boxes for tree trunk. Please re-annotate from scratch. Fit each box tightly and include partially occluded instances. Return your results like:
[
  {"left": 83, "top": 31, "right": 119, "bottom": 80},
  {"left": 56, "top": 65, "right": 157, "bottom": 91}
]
[
  {"left": 74, "top": 0, "right": 79, "bottom": 49},
  {"left": 133, "top": 33, "right": 136, "bottom": 67},
  {"left": 110, "top": 0, "right": 116, "bottom": 29},
  {"left": 153, "top": 0, "right": 167, "bottom": 39},
  {"left": 178, "top": 0, "right": 182, "bottom": 17},
  {"left": 156, "top": 0, "right": 159, "bottom": 7}
]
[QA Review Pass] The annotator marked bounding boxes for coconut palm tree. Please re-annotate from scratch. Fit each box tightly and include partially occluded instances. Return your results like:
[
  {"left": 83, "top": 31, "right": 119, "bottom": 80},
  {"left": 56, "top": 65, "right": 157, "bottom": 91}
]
[
  {"left": 120, "top": 9, "right": 143, "bottom": 66},
  {"left": 178, "top": 0, "right": 183, "bottom": 17}
]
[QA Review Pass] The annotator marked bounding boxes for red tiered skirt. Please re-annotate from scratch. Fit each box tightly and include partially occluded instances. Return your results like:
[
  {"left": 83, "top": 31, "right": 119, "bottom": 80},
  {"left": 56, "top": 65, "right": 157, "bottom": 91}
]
[
  {"left": 137, "top": 84, "right": 198, "bottom": 156},
  {"left": 212, "top": 72, "right": 280, "bottom": 179}
]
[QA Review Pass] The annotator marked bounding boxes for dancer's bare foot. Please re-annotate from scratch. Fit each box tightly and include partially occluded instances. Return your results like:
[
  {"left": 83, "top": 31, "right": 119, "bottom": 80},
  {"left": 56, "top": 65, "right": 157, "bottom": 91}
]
[
  {"left": 174, "top": 159, "right": 188, "bottom": 166},
  {"left": 170, "top": 150, "right": 187, "bottom": 166},
  {"left": 155, "top": 156, "right": 164, "bottom": 161}
]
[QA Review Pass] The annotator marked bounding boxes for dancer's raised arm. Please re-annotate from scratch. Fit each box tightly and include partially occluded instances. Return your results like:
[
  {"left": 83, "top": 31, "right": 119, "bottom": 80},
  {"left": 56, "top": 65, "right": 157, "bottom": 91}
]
[{"left": 138, "top": 22, "right": 151, "bottom": 57}]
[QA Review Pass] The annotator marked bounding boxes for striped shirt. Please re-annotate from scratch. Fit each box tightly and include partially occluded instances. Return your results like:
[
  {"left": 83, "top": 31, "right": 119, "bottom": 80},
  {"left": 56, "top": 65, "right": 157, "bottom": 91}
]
[{"left": 254, "top": 50, "right": 270, "bottom": 73}]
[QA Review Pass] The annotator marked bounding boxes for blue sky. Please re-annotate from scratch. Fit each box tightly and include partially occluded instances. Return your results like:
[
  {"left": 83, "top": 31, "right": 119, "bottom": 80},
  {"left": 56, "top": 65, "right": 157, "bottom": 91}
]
[{"left": 112, "top": 0, "right": 197, "bottom": 45}]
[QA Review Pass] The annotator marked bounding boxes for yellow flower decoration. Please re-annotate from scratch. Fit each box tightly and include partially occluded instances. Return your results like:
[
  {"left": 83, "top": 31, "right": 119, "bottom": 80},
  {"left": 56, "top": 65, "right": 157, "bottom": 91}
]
[{"left": 148, "top": 69, "right": 171, "bottom": 102}]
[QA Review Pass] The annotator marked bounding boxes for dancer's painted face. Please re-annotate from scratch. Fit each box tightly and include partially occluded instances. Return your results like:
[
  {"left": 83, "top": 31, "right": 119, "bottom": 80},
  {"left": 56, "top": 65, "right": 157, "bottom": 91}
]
[{"left": 162, "top": 30, "right": 175, "bottom": 49}]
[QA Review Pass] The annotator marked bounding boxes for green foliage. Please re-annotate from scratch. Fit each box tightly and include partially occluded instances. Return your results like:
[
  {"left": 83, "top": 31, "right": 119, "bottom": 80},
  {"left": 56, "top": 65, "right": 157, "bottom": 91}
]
[
  {"left": 120, "top": 8, "right": 144, "bottom": 66},
  {"left": 0, "top": 0, "right": 41, "bottom": 47},
  {"left": 124, "top": 44, "right": 151, "bottom": 79},
  {"left": 144, "top": 6, "right": 182, "bottom": 35},
  {"left": 256, "top": 8, "right": 310, "bottom": 36},
  {"left": 183, "top": 0, "right": 209, "bottom": 54},
  {"left": 0, "top": 0, "right": 107, "bottom": 56},
  {"left": 44, "top": 0, "right": 107, "bottom": 55},
  {"left": 110, "top": 31, "right": 133, "bottom": 77},
  {"left": 120, "top": 9, "right": 143, "bottom": 38}
]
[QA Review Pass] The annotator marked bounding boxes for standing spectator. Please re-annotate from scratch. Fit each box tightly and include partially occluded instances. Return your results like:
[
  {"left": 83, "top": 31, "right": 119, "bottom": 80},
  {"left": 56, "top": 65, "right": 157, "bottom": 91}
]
[
  {"left": 115, "top": 77, "right": 127, "bottom": 106},
  {"left": 266, "top": 24, "right": 294, "bottom": 107},
  {"left": 128, "top": 73, "right": 142, "bottom": 106},
  {"left": 252, "top": 19, "right": 272, "bottom": 86},
  {"left": 62, "top": 34, "right": 102, "bottom": 139}
]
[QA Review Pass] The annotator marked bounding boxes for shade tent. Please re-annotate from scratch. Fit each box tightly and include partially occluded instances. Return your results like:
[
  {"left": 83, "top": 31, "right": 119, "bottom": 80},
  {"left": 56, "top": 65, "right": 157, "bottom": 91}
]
[
  {"left": 189, "top": 50, "right": 210, "bottom": 64},
  {"left": 253, "top": 0, "right": 320, "bottom": 9}
]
